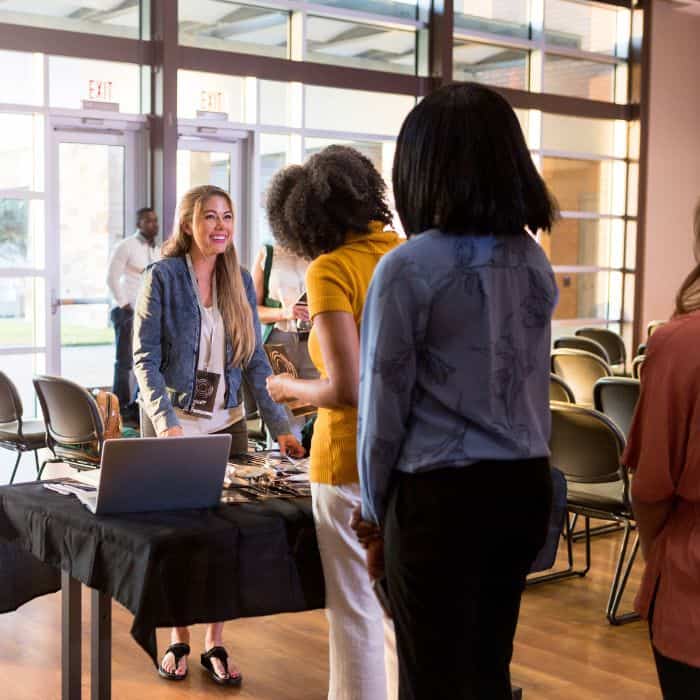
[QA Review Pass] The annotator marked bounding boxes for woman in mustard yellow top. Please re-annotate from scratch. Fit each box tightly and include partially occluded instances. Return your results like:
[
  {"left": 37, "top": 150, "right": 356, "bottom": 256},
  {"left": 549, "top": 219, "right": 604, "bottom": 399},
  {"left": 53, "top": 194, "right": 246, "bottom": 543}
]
[{"left": 266, "top": 145, "right": 400, "bottom": 700}]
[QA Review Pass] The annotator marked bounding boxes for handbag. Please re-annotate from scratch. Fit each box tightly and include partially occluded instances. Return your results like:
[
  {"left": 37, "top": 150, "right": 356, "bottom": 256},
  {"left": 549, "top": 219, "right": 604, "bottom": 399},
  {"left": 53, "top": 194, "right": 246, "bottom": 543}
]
[
  {"left": 262, "top": 243, "right": 282, "bottom": 343},
  {"left": 92, "top": 389, "right": 122, "bottom": 441}
]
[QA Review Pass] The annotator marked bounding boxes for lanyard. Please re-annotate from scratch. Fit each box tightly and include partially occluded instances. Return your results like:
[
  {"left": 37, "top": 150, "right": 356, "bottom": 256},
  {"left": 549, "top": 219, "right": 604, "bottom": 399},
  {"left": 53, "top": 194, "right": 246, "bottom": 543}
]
[{"left": 185, "top": 253, "right": 220, "bottom": 372}]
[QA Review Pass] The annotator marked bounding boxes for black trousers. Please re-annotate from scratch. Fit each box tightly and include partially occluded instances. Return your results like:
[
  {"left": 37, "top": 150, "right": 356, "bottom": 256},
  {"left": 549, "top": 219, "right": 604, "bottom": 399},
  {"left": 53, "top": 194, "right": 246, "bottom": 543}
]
[
  {"left": 649, "top": 588, "right": 700, "bottom": 699},
  {"left": 384, "top": 459, "right": 552, "bottom": 700},
  {"left": 110, "top": 305, "right": 134, "bottom": 411}
]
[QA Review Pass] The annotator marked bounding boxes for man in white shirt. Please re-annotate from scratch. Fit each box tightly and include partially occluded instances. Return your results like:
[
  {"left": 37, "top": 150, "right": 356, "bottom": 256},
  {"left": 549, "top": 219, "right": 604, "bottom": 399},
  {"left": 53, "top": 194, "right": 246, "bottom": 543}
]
[{"left": 106, "top": 207, "right": 160, "bottom": 419}]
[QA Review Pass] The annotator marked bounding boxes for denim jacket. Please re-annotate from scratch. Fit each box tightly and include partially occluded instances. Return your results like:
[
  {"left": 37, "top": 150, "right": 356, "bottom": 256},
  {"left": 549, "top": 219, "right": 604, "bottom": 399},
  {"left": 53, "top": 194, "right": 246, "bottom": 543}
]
[{"left": 133, "top": 255, "right": 290, "bottom": 437}]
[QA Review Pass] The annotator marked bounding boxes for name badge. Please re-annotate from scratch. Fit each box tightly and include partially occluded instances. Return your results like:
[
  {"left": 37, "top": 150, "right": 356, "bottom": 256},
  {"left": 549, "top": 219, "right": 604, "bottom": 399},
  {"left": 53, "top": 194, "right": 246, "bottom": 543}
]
[{"left": 190, "top": 370, "right": 221, "bottom": 417}]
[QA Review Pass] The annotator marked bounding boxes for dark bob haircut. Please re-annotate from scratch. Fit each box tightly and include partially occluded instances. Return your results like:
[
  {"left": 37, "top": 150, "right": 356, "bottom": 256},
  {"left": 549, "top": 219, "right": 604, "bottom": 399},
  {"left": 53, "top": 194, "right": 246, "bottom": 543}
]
[
  {"left": 393, "top": 82, "right": 557, "bottom": 237},
  {"left": 265, "top": 145, "right": 393, "bottom": 260}
]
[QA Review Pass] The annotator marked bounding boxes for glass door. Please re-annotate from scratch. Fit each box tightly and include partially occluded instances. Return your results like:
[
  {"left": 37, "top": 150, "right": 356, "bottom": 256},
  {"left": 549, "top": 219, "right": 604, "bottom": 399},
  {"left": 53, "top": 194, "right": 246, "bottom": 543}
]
[
  {"left": 47, "top": 120, "right": 142, "bottom": 390},
  {"left": 177, "top": 132, "right": 251, "bottom": 266}
]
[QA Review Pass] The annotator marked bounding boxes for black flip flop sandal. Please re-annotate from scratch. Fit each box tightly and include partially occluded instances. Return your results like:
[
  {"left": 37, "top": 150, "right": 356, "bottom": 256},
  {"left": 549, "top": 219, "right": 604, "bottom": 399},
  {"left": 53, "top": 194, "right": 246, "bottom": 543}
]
[
  {"left": 158, "top": 642, "right": 190, "bottom": 681},
  {"left": 200, "top": 646, "right": 243, "bottom": 687}
]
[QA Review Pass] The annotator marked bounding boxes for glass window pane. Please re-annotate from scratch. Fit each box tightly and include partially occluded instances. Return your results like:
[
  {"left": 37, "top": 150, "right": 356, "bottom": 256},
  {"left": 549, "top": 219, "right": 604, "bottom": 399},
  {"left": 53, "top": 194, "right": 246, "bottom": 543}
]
[
  {"left": 454, "top": 0, "right": 529, "bottom": 39},
  {"left": 553, "top": 271, "right": 622, "bottom": 320},
  {"left": 312, "top": 0, "right": 418, "bottom": 20},
  {"left": 453, "top": 41, "right": 528, "bottom": 89},
  {"left": 542, "top": 157, "right": 623, "bottom": 216},
  {"left": 0, "top": 50, "right": 43, "bottom": 106},
  {"left": 0, "top": 114, "right": 43, "bottom": 192},
  {"left": 59, "top": 143, "right": 124, "bottom": 300},
  {"left": 305, "top": 85, "right": 414, "bottom": 134},
  {"left": 0, "top": 1, "right": 139, "bottom": 39},
  {"left": 259, "top": 134, "right": 293, "bottom": 249},
  {"left": 177, "top": 150, "right": 231, "bottom": 202},
  {"left": 49, "top": 57, "right": 141, "bottom": 113},
  {"left": 260, "top": 80, "right": 299, "bottom": 127},
  {"left": 544, "top": 0, "right": 627, "bottom": 56},
  {"left": 0, "top": 352, "right": 45, "bottom": 417},
  {"left": 306, "top": 16, "right": 416, "bottom": 75},
  {"left": 623, "top": 273, "right": 635, "bottom": 322},
  {"left": 0, "top": 276, "right": 45, "bottom": 348},
  {"left": 628, "top": 120, "right": 640, "bottom": 161},
  {"left": 179, "top": 0, "right": 288, "bottom": 58},
  {"left": 541, "top": 113, "right": 617, "bottom": 157},
  {"left": 177, "top": 70, "right": 252, "bottom": 121},
  {"left": 543, "top": 55, "right": 615, "bottom": 102},
  {"left": 625, "top": 221, "right": 636, "bottom": 270},
  {"left": 60, "top": 303, "right": 114, "bottom": 390},
  {"left": 549, "top": 217, "right": 624, "bottom": 268},
  {"left": 0, "top": 200, "right": 44, "bottom": 269},
  {"left": 627, "top": 162, "right": 638, "bottom": 217}
]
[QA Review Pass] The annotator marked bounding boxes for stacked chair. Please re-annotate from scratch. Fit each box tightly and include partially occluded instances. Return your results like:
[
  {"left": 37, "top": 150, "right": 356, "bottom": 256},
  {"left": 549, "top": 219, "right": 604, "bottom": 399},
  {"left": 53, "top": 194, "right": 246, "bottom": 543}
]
[
  {"left": 575, "top": 327, "right": 627, "bottom": 375},
  {"left": 551, "top": 349, "right": 612, "bottom": 408},
  {"left": 549, "top": 373, "right": 575, "bottom": 403},
  {"left": 553, "top": 336, "right": 610, "bottom": 364},
  {"left": 0, "top": 371, "right": 46, "bottom": 484},
  {"left": 593, "top": 377, "right": 640, "bottom": 440}
]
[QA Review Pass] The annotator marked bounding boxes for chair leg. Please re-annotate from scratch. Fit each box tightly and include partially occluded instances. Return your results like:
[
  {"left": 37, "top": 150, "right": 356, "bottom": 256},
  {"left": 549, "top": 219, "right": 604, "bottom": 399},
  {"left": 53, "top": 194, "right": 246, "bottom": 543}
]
[
  {"left": 528, "top": 512, "right": 591, "bottom": 585},
  {"left": 606, "top": 522, "right": 641, "bottom": 625},
  {"left": 33, "top": 450, "right": 41, "bottom": 478},
  {"left": 572, "top": 519, "right": 623, "bottom": 542},
  {"left": 9, "top": 451, "right": 22, "bottom": 485},
  {"left": 37, "top": 457, "right": 60, "bottom": 481}
]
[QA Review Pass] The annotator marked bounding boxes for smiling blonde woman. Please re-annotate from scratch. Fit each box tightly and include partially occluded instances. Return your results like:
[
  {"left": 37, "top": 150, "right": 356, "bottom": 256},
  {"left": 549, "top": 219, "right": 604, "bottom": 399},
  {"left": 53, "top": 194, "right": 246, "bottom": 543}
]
[{"left": 133, "top": 184, "right": 303, "bottom": 686}]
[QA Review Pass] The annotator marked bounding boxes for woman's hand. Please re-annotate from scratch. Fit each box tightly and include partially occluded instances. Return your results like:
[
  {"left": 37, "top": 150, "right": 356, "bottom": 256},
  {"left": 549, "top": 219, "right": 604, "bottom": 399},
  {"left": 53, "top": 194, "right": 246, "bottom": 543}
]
[
  {"left": 350, "top": 505, "right": 382, "bottom": 549},
  {"left": 266, "top": 373, "right": 295, "bottom": 403},
  {"left": 366, "top": 537, "right": 385, "bottom": 580},
  {"left": 159, "top": 426, "right": 184, "bottom": 437},
  {"left": 292, "top": 304, "right": 310, "bottom": 323},
  {"left": 277, "top": 434, "right": 305, "bottom": 457}
]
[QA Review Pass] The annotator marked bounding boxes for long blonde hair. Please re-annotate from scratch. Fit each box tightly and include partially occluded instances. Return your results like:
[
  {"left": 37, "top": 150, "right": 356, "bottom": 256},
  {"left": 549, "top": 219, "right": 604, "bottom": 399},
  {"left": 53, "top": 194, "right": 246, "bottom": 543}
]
[
  {"left": 163, "top": 185, "right": 255, "bottom": 367},
  {"left": 674, "top": 200, "right": 700, "bottom": 317}
]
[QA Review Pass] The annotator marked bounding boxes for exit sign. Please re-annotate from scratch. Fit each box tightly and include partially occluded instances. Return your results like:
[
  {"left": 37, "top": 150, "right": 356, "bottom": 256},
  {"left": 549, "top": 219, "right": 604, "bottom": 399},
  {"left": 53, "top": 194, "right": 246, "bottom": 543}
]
[
  {"left": 88, "top": 79, "right": 114, "bottom": 102},
  {"left": 200, "top": 90, "right": 224, "bottom": 113}
]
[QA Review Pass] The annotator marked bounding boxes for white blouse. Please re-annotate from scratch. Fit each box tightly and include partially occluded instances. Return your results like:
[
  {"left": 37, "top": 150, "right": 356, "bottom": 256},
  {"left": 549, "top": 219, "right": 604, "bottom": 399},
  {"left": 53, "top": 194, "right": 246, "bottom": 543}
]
[
  {"left": 263, "top": 246, "right": 309, "bottom": 333},
  {"left": 175, "top": 305, "right": 244, "bottom": 435}
]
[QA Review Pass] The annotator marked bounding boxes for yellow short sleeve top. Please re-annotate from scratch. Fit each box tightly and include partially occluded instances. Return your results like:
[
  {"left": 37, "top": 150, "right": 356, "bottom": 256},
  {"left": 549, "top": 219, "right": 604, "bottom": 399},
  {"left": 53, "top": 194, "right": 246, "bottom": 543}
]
[{"left": 305, "top": 223, "right": 401, "bottom": 485}]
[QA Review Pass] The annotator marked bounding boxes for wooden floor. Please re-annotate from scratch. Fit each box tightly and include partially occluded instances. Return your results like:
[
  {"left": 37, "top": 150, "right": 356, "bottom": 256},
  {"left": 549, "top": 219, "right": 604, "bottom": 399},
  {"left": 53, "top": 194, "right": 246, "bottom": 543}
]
[{"left": 0, "top": 521, "right": 660, "bottom": 700}]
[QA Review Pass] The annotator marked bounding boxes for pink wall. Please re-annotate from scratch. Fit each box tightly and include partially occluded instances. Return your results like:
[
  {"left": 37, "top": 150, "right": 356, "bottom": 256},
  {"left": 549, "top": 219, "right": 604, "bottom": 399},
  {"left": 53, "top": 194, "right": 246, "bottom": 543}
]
[{"left": 640, "top": 1, "right": 700, "bottom": 328}]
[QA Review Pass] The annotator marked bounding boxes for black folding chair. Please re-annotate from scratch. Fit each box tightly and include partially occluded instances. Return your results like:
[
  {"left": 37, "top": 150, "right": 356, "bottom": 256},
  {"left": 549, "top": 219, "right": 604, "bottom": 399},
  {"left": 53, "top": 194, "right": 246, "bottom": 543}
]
[
  {"left": 530, "top": 402, "right": 639, "bottom": 625},
  {"left": 0, "top": 371, "right": 46, "bottom": 483},
  {"left": 33, "top": 375, "right": 105, "bottom": 477},
  {"left": 575, "top": 327, "right": 627, "bottom": 375}
]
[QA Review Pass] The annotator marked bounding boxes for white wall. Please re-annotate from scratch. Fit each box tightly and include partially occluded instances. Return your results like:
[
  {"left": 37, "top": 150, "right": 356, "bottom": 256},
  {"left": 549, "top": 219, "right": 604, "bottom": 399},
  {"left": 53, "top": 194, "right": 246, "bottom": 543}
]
[{"left": 640, "top": 0, "right": 700, "bottom": 327}]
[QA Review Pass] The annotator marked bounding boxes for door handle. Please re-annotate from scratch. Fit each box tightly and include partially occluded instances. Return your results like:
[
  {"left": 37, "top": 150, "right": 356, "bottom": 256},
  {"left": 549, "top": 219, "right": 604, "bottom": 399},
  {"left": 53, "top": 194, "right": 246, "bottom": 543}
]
[{"left": 51, "top": 292, "right": 109, "bottom": 315}]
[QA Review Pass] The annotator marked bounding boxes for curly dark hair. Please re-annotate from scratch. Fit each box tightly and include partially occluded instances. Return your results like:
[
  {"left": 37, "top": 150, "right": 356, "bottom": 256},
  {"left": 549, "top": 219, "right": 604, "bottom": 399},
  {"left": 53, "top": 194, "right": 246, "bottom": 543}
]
[{"left": 265, "top": 145, "right": 393, "bottom": 260}]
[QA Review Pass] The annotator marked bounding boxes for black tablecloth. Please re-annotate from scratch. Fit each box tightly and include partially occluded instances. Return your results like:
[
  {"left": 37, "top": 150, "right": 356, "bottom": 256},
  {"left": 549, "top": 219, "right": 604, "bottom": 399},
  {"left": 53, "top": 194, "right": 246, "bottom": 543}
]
[{"left": 0, "top": 482, "right": 324, "bottom": 666}]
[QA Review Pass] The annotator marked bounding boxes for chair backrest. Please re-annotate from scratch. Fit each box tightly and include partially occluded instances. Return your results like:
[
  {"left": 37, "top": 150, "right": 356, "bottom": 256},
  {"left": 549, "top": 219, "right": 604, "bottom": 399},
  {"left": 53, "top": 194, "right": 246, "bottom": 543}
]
[
  {"left": 551, "top": 349, "right": 612, "bottom": 407},
  {"left": 0, "top": 371, "right": 22, "bottom": 425},
  {"left": 575, "top": 327, "right": 626, "bottom": 367},
  {"left": 593, "top": 377, "right": 640, "bottom": 439},
  {"left": 647, "top": 320, "right": 666, "bottom": 338},
  {"left": 549, "top": 402, "right": 628, "bottom": 498},
  {"left": 631, "top": 355, "right": 645, "bottom": 379},
  {"left": 33, "top": 375, "right": 104, "bottom": 462},
  {"left": 549, "top": 373, "right": 575, "bottom": 403},
  {"left": 553, "top": 336, "right": 610, "bottom": 364}
]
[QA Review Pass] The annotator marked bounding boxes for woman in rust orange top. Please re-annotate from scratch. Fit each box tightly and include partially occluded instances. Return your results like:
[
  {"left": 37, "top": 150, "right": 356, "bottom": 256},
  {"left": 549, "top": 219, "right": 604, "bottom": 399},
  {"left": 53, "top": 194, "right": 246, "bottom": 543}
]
[{"left": 624, "top": 201, "right": 700, "bottom": 700}]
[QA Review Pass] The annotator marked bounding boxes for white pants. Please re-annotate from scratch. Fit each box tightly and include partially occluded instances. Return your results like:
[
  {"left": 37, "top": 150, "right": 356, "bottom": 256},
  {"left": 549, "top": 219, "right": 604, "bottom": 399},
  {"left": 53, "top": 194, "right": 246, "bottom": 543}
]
[{"left": 312, "top": 482, "right": 398, "bottom": 700}]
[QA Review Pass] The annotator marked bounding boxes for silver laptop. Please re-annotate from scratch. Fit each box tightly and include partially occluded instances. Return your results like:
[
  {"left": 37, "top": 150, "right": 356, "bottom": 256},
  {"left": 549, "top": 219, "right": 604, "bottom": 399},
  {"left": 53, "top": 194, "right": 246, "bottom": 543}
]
[{"left": 67, "top": 435, "right": 231, "bottom": 515}]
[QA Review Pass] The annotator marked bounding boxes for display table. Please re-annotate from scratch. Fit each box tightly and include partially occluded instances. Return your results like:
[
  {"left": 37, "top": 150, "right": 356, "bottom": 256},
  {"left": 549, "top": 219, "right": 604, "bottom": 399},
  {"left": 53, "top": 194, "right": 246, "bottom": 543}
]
[{"left": 0, "top": 482, "right": 324, "bottom": 699}]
